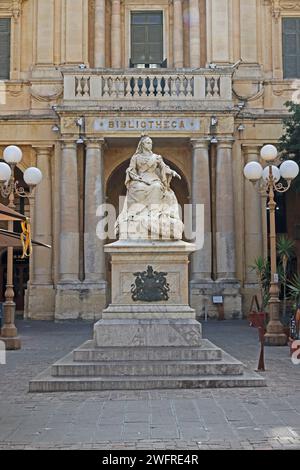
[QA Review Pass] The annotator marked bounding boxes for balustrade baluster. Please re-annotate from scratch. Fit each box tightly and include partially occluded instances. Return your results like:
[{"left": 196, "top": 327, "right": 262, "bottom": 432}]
[
  {"left": 148, "top": 77, "right": 155, "bottom": 96},
  {"left": 187, "top": 77, "right": 193, "bottom": 96},
  {"left": 107, "top": 77, "right": 113, "bottom": 97},
  {"left": 123, "top": 77, "right": 128, "bottom": 96},
  {"left": 140, "top": 77, "right": 147, "bottom": 97},
  {"left": 83, "top": 78, "right": 90, "bottom": 97},
  {"left": 75, "top": 77, "right": 82, "bottom": 96},
  {"left": 156, "top": 77, "right": 162, "bottom": 96}
]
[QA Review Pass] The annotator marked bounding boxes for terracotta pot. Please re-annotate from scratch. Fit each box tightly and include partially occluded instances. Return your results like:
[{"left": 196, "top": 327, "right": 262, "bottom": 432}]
[{"left": 248, "top": 312, "right": 266, "bottom": 328}]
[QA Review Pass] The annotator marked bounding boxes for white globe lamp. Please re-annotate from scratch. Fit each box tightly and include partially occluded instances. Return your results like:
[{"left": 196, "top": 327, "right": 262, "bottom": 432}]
[
  {"left": 243, "top": 161, "right": 263, "bottom": 182},
  {"left": 23, "top": 167, "right": 43, "bottom": 187},
  {"left": 0, "top": 162, "right": 12, "bottom": 183},
  {"left": 280, "top": 160, "right": 299, "bottom": 180},
  {"left": 262, "top": 165, "right": 280, "bottom": 183},
  {"left": 3, "top": 145, "right": 23, "bottom": 164},
  {"left": 261, "top": 144, "right": 278, "bottom": 162}
]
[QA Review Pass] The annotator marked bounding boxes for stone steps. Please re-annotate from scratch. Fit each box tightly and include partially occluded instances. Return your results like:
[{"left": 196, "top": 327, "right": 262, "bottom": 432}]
[
  {"left": 51, "top": 352, "right": 243, "bottom": 377},
  {"left": 29, "top": 371, "right": 265, "bottom": 393},
  {"left": 29, "top": 337, "right": 265, "bottom": 392},
  {"left": 73, "top": 340, "right": 223, "bottom": 362}
]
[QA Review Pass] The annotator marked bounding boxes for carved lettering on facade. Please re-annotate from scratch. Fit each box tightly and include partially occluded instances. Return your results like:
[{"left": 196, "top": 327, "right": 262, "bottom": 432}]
[{"left": 94, "top": 117, "right": 200, "bottom": 132}]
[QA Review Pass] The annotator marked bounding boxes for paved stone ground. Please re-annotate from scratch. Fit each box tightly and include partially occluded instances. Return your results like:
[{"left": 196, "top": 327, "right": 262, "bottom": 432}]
[{"left": 0, "top": 319, "right": 300, "bottom": 450}]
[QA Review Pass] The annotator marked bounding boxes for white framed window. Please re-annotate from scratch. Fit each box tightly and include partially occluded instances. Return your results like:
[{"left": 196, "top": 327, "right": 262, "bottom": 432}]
[
  {"left": 282, "top": 17, "right": 300, "bottom": 78},
  {"left": 130, "top": 11, "right": 164, "bottom": 68},
  {"left": 0, "top": 18, "right": 11, "bottom": 80},
  {"left": 125, "top": 3, "right": 169, "bottom": 69}
]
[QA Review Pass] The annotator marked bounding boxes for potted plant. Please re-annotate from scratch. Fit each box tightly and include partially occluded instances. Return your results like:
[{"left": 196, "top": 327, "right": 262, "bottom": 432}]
[
  {"left": 248, "top": 257, "right": 270, "bottom": 328},
  {"left": 286, "top": 275, "right": 300, "bottom": 351},
  {"left": 277, "top": 235, "right": 295, "bottom": 322}
]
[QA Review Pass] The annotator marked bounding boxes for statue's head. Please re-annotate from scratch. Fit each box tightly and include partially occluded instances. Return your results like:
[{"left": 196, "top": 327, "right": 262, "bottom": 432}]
[{"left": 136, "top": 135, "right": 153, "bottom": 154}]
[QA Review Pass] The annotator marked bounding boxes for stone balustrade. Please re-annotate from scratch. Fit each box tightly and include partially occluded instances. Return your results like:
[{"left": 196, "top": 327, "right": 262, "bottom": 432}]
[{"left": 63, "top": 69, "right": 233, "bottom": 102}]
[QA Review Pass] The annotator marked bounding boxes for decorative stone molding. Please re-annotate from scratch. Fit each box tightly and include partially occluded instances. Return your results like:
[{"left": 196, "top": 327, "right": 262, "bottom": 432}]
[
  {"left": 11, "top": 0, "right": 22, "bottom": 21},
  {"left": 268, "top": 0, "right": 300, "bottom": 20},
  {"left": 271, "top": 0, "right": 281, "bottom": 19},
  {"left": 30, "top": 83, "right": 63, "bottom": 102},
  {"left": 61, "top": 117, "right": 78, "bottom": 133},
  {"left": 0, "top": 0, "right": 26, "bottom": 20}
]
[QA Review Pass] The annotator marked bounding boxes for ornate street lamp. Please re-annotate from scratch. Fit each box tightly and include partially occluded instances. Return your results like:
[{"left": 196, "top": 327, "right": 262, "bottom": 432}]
[
  {"left": 244, "top": 144, "right": 299, "bottom": 346},
  {"left": 0, "top": 145, "right": 42, "bottom": 350}
]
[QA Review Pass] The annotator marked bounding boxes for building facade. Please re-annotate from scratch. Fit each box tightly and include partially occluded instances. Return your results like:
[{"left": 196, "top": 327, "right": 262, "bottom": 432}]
[{"left": 1, "top": 0, "right": 300, "bottom": 320}]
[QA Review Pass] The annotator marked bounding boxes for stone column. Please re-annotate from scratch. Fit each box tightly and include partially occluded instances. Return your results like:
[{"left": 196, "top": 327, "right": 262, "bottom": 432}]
[
  {"left": 59, "top": 141, "right": 80, "bottom": 282},
  {"left": 26, "top": 146, "right": 54, "bottom": 320},
  {"left": 216, "top": 139, "right": 236, "bottom": 279},
  {"left": 94, "top": 0, "right": 106, "bottom": 67},
  {"left": 111, "top": 0, "right": 121, "bottom": 68},
  {"left": 84, "top": 140, "right": 106, "bottom": 282},
  {"left": 190, "top": 139, "right": 212, "bottom": 280},
  {"left": 173, "top": 0, "right": 184, "bottom": 68},
  {"left": 189, "top": 0, "right": 201, "bottom": 68},
  {"left": 32, "top": 147, "right": 53, "bottom": 284},
  {"left": 81, "top": 140, "right": 107, "bottom": 317},
  {"left": 243, "top": 145, "right": 263, "bottom": 284}
]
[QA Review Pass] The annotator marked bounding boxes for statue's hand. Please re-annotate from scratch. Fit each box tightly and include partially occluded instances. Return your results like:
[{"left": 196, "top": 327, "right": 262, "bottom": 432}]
[{"left": 172, "top": 170, "right": 181, "bottom": 180}]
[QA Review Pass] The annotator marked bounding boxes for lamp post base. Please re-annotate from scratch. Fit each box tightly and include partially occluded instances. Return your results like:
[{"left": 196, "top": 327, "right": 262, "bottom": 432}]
[
  {"left": 264, "top": 332, "right": 287, "bottom": 346},
  {"left": 0, "top": 335, "right": 21, "bottom": 350}
]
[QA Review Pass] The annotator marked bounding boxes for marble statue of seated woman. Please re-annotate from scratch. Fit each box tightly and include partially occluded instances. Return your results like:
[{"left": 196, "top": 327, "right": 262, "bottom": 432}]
[{"left": 115, "top": 135, "right": 183, "bottom": 240}]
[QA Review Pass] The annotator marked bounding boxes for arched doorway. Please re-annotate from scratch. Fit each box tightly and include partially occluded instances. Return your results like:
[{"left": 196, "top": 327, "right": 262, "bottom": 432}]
[
  {"left": 0, "top": 249, "right": 29, "bottom": 314},
  {"left": 0, "top": 165, "right": 30, "bottom": 316}
]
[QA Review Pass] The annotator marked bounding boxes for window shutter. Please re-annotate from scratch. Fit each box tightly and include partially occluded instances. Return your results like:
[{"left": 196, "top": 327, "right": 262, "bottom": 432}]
[
  {"left": 282, "top": 17, "right": 300, "bottom": 79},
  {"left": 131, "top": 12, "right": 163, "bottom": 66},
  {"left": 0, "top": 18, "right": 11, "bottom": 80}
]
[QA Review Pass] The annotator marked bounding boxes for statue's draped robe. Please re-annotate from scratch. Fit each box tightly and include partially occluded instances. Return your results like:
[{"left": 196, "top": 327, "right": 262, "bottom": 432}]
[{"left": 116, "top": 153, "right": 183, "bottom": 239}]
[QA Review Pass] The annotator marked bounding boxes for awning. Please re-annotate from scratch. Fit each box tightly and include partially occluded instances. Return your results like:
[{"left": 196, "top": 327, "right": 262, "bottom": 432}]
[
  {"left": 0, "top": 203, "right": 27, "bottom": 222},
  {"left": 0, "top": 229, "right": 51, "bottom": 249}
]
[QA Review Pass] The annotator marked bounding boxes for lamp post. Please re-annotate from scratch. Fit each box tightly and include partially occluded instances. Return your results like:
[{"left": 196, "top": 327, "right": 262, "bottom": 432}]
[
  {"left": 0, "top": 145, "right": 42, "bottom": 350},
  {"left": 244, "top": 144, "right": 299, "bottom": 346}
]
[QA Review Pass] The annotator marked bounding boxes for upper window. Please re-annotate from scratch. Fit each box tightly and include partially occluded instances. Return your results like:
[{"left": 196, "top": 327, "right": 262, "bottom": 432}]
[
  {"left": 283, "top": 17, "right": 300, "bottom": 79},
  {"left": 0, "top": 18, "right": 10, "bottom": 80},
  {"left": 130, "top": 11, "right": 164, "bottom": 68}
]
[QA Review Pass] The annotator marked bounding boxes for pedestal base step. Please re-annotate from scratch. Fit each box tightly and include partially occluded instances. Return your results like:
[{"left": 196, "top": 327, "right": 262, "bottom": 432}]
[
  {"left": 51, "top": 352, "right": 244, "bottom": 377},
  {"left": 73, "top": 340, "right": 223, "bottom": 362},
  {"left": 29, "top": 339, "right": 265, "bottom": 392},
  {"left": 29, "top": 372, "right": 265, "bottom": 392}
]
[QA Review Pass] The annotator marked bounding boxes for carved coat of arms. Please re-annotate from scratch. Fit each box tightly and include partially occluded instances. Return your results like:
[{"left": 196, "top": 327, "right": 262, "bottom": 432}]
[{"left": 131, "top": 265, "right": 170, "bottom": 302}]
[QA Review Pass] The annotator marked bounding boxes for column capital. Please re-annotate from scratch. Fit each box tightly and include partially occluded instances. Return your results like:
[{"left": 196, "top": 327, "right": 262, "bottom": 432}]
[
  {"left": 32, "top": 145, "right": 53, "bottom": 156},
  {"left": 190, "top": 138, "right": 210, "bottom": 150},
  {"left": 217, "top": 137, "right": 235, "bottom": 150},
  {"left": 85, "top": 139, "right": 105, "bottom": 151},
  {"left": 242, "top": 143, "right": 261, "bottom": 154},
  {"left": 242, "top": 144, "right": 262, "bottom": 163},
  {"left": 61, "top": 140, "right": 77, "bottom": 150}
]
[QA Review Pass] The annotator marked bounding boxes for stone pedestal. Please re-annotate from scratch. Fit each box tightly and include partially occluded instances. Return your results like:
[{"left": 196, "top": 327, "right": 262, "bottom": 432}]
[
  {"left": 102, "top": 239, "right": 196, "bottom": 317},
  {"left": 94, "top": 239, "right": 200, "bottom": 346}
]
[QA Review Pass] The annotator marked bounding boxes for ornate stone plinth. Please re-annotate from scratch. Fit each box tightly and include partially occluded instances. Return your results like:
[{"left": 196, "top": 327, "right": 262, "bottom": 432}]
[
  {"left": 101, "top": 239, "right": 196, "bottom": 319},
  {"left": 94, "top": 240, "right": 201, "bottom": 347}
]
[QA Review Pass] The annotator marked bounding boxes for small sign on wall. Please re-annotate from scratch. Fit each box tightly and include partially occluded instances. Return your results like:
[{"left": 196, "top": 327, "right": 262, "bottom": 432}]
[{"left": 212, "top": 296, "right": 223, "bottom": 304}]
